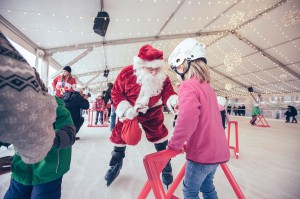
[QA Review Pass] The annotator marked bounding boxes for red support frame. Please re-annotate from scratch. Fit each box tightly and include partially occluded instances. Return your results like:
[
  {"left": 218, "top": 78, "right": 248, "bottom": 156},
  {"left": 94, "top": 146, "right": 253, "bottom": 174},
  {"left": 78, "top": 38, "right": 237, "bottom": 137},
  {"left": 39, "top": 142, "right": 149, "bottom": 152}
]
[
  {"left": 87, "top": 109, "right": 109, "bottom": 127},
  {"left": 138, "top": 148, "right": 246, "bottom": 199},
  {"left": 227, "top": 121, "right": 239, "bottom": 159},
  {"left": 249, "top": 115, "right": 270, "bottom": 127}
]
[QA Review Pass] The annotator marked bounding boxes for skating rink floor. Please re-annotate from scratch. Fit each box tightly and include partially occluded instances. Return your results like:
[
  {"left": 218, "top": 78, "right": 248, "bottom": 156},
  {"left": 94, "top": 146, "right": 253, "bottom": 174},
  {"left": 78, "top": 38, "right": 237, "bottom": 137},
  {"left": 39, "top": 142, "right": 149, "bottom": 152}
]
[{"left": 1, "top": 113, "right": 300, "bottom": 198}]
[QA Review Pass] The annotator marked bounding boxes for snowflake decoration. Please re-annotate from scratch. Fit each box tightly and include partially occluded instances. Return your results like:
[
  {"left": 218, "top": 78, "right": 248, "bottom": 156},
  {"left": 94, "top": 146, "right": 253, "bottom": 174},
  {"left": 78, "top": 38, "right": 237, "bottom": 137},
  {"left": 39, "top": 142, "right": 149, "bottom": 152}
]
[
  {"left": 29, "top": 113, "right": 38, "bottom": 121},
  {"left": 2, "top": 90, "right": 15, "bottom": 98},
  {"left": 16, "top": 102, "right": 28, "bottom": 111},
  {"left": 26, "top": 90, "right": 35, "bottom": 98},
  {"left": 5, "top": 116, "right": 18, "bottom": 124},
  {"left": 0, "top": 104, "right": 4, "bottom": 111},
  {"left": 229, "top": 11, "right": 245, "bottom": 29},
  {"left": 224, "top": 52, "right": 242, "bottom": 68},
  {"left": 282, "top": 9, "right": 300, "bottom": 27},
  {"left": 225, "top": 83, "right": 232, "bottom": 90}
]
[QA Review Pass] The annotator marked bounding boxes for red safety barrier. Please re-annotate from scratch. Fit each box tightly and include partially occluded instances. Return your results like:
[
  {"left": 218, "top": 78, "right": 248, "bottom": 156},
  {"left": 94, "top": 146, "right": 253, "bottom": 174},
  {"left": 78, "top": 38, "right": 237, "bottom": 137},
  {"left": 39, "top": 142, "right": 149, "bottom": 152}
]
[
  {"left": 138, "top": 148, "right": 246, "bottom": 199},
  {"left": 249, "top": 115, "right": 270, "bottom": 127},
  {"left": 87, "top": 109, "right": 109, "bottom": 127},
  {"left": 227, "top": 121, "right": 239, "bottom": 159}
]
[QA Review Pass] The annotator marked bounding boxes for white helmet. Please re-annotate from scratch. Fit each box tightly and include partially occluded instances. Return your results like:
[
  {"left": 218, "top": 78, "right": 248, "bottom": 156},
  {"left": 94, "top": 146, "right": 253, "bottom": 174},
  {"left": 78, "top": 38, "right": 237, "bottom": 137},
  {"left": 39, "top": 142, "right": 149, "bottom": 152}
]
[
  {"left": 168, "top": 38, "right": 206, "bottom": 70},
  {"left": 217, "top": 96, "right": 226, "bottom": 106}
]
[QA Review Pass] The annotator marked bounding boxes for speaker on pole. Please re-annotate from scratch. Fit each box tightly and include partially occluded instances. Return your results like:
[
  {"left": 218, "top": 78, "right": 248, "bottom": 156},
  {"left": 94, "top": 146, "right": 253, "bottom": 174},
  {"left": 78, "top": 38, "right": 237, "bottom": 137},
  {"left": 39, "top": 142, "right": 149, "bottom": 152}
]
[{"left": 248, "top": 87, "right": 253, "bottom": 93}]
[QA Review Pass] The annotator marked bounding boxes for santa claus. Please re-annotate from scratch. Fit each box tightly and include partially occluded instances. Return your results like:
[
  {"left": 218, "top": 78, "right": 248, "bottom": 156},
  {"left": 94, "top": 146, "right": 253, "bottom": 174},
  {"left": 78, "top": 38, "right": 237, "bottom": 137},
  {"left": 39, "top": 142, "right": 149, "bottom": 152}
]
[{"left": 105, "top": 44, "right": 178, "bottom": 187}]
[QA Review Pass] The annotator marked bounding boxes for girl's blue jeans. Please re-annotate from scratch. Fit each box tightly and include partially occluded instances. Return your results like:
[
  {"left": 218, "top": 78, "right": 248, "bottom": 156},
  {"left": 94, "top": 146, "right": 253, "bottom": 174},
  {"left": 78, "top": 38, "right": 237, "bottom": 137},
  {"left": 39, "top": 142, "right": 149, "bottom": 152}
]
[{"left": 183, "top": 160, "right": 219, "bottom": 199}]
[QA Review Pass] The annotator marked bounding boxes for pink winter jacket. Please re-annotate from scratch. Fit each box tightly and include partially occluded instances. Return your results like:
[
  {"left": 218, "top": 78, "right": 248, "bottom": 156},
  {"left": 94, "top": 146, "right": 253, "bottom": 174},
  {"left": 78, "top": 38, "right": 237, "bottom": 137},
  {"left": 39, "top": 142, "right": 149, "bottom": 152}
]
[{"left": 168, "top": 78, "right": 230, "bottom": 164}]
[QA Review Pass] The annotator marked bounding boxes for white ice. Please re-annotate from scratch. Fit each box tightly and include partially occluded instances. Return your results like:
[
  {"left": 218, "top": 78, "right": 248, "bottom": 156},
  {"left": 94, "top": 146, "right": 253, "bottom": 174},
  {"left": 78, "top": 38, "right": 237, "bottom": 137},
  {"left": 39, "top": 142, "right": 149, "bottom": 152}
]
[{"left": 1, "top": 113, "right": 300, "bottom": 198}]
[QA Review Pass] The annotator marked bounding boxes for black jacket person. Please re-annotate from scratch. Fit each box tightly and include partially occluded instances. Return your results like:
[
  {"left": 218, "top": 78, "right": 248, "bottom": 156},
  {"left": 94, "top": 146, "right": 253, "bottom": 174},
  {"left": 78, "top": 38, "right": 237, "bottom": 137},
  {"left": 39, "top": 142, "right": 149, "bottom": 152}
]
[{"left": 63, "top": 88, "right": 90, "bottom": 136}]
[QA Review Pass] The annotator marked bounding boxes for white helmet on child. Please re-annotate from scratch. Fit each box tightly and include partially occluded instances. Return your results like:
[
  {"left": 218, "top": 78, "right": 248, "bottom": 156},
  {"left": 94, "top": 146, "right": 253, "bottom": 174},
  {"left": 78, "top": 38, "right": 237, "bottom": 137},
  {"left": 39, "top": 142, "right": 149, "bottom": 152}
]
[
  {"left": 217, "top": 96, "right": 226, "bottom": 106},
  {"left": 168, "top": 38, "right": 206, "bottom": 70}
]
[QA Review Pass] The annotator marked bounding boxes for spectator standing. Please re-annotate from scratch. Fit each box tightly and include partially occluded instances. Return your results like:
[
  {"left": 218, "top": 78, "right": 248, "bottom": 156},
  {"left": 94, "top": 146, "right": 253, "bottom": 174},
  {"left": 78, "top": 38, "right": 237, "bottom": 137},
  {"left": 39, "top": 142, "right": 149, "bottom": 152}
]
[
  {"left": 93, "top": 94, "right": 105, "bottom": 125},
  {"left": 227, "top": 104, "right": 232, "bottom": 115},
  {"left": 52, "top": 66, "right": 76, "bottom": 98},
  {"left": 241, "top": 104, "right": 246, "bottom": 116},
  {"left": 233, "top": 106, "right": 238, "bottom": 116}
]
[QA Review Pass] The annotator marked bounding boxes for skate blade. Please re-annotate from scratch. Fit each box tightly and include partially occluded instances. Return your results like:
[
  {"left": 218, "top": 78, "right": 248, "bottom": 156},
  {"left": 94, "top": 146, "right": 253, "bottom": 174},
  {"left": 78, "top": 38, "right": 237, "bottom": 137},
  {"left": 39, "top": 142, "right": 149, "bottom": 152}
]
[{"left": 105, "top": 164, "right": 121, "bottom": 187}]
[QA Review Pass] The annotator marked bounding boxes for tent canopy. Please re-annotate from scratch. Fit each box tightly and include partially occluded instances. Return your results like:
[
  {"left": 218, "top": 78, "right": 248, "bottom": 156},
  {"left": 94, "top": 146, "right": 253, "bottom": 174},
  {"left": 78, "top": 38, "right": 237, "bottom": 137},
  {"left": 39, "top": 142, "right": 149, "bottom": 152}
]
[{"left": 1, "top": 0, "right": 299, "bottom": 97}]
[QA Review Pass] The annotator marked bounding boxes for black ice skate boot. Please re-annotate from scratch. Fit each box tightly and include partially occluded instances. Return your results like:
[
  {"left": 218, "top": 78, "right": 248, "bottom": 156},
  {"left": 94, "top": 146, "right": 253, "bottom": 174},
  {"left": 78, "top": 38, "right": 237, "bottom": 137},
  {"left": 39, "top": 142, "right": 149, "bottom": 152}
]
[
  {"left": 154, "top": 140, "right": 173, "bottom": 188},
  {"left": 105, "top": 146, "right": 126, "bottom": 186}
]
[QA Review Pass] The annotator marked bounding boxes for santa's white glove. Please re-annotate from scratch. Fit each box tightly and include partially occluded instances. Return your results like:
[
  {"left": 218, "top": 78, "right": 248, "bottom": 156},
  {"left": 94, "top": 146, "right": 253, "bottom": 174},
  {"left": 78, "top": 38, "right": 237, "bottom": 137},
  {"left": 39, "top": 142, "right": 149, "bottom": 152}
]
[
  {"left": 170, "top": 96, "right": 179, "bottom": 113},
  {"left": 134, "top": 104, "right": 149, "bottom": 114},
  {"left": 124, "top": 107, "right": 138, "bottom": 120}
]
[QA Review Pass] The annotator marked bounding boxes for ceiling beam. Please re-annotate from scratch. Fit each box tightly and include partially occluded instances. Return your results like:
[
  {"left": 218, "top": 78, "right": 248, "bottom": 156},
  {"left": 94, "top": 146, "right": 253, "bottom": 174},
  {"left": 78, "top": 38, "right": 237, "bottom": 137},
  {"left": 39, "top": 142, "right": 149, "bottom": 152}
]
[
  {"left": 209, "top": 67, "right": 248, "bottom": 89},
  {"left": 197, "top": 0, "right": 243, "bottom": 34},
  {"left": 45, "top": 30, "right": 229, "bottom": 54},
  {"left": 74, "top": 66, "right": 124, "bottom": 78},
  {"left": 82, "top": 73, "right": 102, "bottom": 87},
  {"left": 215, "top": 79, "right": 299, "bottom": 93},
  {"left": 232, "top": 31, "right": 300, "bottom": 80},
  {"left": 154, "top": 0, "right": 186, "bottom": 38},
  {"left": 234, "top": 0, "right": 288, "bottom": 31},
  {"left": 0, "top": 15, "right": 39, "bottom": 55},
  {"left": 49, "top": 48, "right": 93, "bottom": 79}
]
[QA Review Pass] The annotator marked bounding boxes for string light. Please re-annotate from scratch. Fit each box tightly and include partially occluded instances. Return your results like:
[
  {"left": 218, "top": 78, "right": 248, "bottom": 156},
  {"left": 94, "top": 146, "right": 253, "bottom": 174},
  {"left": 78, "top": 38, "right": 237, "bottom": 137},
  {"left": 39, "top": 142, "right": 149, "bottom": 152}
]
[{"left": 3, "top": 1, "right": 299, "bottom": 96}]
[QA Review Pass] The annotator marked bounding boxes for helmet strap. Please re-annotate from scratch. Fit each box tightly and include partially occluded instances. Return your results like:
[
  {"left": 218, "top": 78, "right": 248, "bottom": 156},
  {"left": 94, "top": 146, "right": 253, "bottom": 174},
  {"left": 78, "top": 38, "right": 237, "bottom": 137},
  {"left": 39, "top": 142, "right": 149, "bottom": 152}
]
[{"left": 174, "top": 61, "right": 191, "bottom": 80}]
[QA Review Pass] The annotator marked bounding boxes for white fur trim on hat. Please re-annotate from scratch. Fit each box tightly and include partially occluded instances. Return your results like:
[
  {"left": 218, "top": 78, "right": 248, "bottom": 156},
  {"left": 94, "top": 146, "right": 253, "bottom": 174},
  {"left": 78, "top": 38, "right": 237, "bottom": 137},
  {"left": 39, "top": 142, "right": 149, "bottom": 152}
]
[{"left": 133, "top": 56, "right": 164, "bottom": 70}]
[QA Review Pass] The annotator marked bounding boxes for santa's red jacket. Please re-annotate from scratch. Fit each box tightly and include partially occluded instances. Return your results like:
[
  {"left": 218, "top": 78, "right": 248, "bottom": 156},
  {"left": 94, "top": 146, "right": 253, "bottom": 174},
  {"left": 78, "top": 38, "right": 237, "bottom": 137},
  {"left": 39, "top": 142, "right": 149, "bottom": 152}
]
[{"left": 110, "top": 65, "right": 177, "bottom": 145}]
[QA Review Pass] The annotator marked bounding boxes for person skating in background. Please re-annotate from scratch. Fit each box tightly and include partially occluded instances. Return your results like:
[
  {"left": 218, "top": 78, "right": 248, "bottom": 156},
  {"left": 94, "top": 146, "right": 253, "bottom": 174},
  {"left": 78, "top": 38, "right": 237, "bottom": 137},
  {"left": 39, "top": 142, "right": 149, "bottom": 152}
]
[
  {"left": 104, "top": 82, "right": 114, "bottom": 126},
  {"left": 284, "top": 107, "right": 291, "bottom": 123},
  {"left": 288, "top": 105, "right": 298, "bottom": 123},
  {"left": 93, "top": 94, "right": 105, "bottom": 125},
  {"left": 52, "top": 66, "right": 76, "bottom": 98},
  {"left": 167, "top": 38, "right": 230, "bottom": 199},
  {"left": 105, "top": 44, "right": 178, "bottom": 187},
  {"left": 106, "top": 100, "right": 112, "bottom": 122},
  {"left": 251, "top": 104, "right": 261, "bottom": 125},
  {"left": 4, "top": 67, "right": 76, "bottom": 199},
  {"left": 63, "top": 88, "right": 90, "bottom": 140},
  {"left": 217, "top": 96, "right": 230, "bottom": 129}
]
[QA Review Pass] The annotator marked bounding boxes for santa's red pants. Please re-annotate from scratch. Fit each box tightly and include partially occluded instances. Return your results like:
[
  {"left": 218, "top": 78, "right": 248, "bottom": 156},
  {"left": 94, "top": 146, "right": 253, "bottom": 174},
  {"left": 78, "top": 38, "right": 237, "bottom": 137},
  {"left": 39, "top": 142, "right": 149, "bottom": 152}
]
[{"left": 110, "top": 105, "right": 168, "bottom": 144}]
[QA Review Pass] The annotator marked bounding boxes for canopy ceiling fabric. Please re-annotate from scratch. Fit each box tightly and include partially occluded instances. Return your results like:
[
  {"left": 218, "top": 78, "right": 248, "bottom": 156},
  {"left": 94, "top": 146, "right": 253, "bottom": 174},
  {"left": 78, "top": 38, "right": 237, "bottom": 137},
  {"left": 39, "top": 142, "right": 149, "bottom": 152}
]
[{"left": 0, "top": 0, "right": 299, "bottom": 97}]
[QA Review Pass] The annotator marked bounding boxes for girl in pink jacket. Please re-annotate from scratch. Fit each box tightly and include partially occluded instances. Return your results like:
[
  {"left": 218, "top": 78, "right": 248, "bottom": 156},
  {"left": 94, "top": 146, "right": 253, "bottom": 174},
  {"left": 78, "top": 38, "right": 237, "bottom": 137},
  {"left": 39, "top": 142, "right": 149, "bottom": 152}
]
[{"left": 168, "top": 38, "right": 230, "bottom": 199}]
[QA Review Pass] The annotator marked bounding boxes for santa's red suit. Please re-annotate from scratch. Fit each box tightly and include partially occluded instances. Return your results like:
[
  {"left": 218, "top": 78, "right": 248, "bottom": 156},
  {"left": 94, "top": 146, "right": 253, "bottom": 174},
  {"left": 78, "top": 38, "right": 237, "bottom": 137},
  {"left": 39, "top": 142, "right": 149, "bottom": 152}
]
[
  {"left": 105, "top": 44, "right": 177, "bottom": 187},
  {"left": 110, "top": 45, "right": 178, "bottom": 145}
]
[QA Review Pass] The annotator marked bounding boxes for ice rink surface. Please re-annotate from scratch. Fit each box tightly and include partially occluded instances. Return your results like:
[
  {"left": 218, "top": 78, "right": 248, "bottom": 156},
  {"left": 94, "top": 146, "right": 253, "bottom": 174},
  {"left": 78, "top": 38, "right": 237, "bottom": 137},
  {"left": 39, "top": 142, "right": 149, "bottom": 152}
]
[{"left": 1, "top": 113, "right": 300, "bottom": 198}]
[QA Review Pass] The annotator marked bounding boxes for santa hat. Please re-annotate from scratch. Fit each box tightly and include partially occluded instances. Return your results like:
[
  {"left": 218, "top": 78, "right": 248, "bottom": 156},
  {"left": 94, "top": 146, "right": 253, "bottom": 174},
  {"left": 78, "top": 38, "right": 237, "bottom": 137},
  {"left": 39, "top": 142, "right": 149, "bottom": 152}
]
[{"left": 133, "top": 44, "right": 164, "bottom": 70}]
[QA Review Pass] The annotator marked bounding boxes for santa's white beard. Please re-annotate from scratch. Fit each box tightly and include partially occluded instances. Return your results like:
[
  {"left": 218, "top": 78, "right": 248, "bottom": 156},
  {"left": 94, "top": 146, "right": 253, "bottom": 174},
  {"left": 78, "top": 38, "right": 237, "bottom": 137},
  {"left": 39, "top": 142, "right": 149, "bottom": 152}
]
[{"left": 135, "top": 68, "right": 166, "bottom": 98}]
